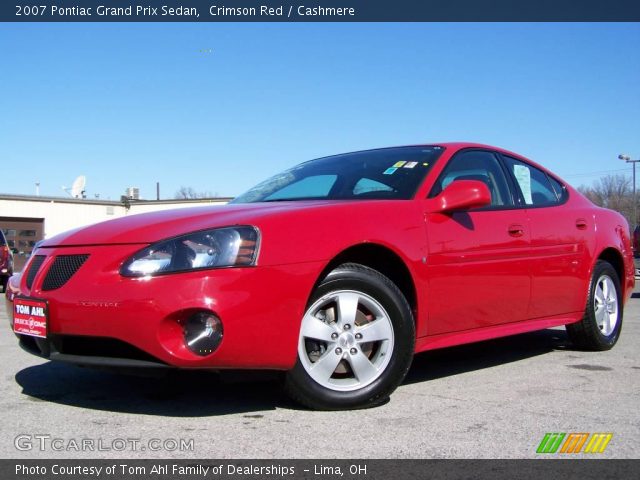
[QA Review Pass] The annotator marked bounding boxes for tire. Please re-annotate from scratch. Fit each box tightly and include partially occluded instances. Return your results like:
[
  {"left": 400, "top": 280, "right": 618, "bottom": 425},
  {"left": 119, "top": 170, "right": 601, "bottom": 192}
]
[
  {"left": 284, "top": 263, "right": 415, "bottom": 410},
  {"left": 566, "top": 260, "right": 623, "bottom": 351}
]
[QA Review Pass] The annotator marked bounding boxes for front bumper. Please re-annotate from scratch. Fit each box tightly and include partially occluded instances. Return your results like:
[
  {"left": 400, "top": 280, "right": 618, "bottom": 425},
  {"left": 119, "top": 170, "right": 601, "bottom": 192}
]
[
  {"left": 7, "top": 245, "right": 324, "bottom": 370},
  {"left": 18, "top": 333, "right": 171, "bottom": 369}
]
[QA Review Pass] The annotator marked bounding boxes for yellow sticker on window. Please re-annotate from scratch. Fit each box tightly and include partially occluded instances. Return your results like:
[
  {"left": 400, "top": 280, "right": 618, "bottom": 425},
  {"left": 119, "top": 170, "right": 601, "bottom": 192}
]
[{"left": 393, "top": 161, "right": 406, "bottom": 168}]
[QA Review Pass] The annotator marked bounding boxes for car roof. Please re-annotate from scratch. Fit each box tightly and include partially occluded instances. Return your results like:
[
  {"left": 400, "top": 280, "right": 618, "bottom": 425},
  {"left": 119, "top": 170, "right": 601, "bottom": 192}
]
[
  {"left": 311, "top": 142, "right": 558, "bottom": 181},
  {"left": 421, "top": 142, "right": 527, "bottom": 158},
  {"left": 332, "top": 142, "right": 529, "bottom": 159}
]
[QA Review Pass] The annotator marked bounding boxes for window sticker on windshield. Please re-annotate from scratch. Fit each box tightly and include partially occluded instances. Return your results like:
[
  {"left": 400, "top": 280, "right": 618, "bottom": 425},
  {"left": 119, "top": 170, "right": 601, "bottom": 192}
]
[
  {"left": 383, "top": 167, "right": 397, "bottom": 175},
  {"left": 513, "top": 165, "right": 533, "bottom": 204},
  {"left": 393, "top": 161, "right": 406, "bottom": 168},
  {"left": 403, "top": 161, "right": 418, "bottom": 168}
]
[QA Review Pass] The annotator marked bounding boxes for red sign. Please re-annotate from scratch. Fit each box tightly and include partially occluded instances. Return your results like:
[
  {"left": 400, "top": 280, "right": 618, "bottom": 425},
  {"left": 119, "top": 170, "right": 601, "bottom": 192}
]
[{"left": 13, "top": 297, "right": 48, "bottom": 338}]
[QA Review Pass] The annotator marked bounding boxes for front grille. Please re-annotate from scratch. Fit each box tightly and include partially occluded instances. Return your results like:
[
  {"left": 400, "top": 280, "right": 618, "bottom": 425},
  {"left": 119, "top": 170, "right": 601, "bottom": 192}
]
[
  {"left": 25, "top": 255, "right": 46, "bottom": 289},
  {"left": 19, "top": 334, "right": 166, "bottom": 366},
  {"left": 50, "top": 335, "right": 164, "bottom": 363},
  {"left": 42, "top": 254, "right": 89, "bottom": 291}
]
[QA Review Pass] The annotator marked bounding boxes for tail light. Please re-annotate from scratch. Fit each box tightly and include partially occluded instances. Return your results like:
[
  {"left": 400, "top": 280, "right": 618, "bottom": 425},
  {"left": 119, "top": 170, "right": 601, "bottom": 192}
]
[{"left": 0, "top": 246, "right": 8, "bottom": 263}]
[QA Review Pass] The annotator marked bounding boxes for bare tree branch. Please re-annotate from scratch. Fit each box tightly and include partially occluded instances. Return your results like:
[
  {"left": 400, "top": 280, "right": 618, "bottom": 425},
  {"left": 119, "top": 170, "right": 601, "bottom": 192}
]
[
  {"left": 174, "top": 186, "right": 214, "bottom": 199},
  {"left": 578, "top": 174, "right": 635, "bottom": 226}
]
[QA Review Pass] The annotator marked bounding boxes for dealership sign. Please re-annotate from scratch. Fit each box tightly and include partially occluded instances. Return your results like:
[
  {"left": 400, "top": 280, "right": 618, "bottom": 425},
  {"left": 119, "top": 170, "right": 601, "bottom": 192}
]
[{"left": 13, "top": 297, "right": 48, "bottom": 338}]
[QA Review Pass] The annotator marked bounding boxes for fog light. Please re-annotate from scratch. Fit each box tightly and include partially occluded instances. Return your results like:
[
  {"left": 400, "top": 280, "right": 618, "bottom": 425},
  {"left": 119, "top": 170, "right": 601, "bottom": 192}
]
[{"left": 183, "top": 312, "right": 223, "bottom": 356}]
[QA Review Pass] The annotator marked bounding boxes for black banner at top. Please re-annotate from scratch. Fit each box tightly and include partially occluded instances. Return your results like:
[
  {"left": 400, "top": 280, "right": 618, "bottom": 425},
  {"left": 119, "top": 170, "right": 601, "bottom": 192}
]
[{"left": 3, "top": 0, "right": 640, "bottom": 22}]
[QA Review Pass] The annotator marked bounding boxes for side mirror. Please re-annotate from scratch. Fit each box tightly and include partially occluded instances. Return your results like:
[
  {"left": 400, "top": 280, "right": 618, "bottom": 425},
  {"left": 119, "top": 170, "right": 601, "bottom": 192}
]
[{"left": 432, "top": 180, "right": 491, "bottom": 213}]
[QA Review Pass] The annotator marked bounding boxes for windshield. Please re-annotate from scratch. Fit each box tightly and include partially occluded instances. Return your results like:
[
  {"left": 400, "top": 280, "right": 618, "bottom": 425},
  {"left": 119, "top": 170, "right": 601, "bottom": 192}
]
[{"left": 232, "top": 146, "right": 444, "bottom": 203}]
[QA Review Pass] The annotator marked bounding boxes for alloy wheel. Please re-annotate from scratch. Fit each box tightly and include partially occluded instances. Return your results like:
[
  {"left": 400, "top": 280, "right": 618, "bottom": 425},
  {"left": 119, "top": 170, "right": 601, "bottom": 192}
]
[
  {"left": 298, "top": 289, "right": 394, "bottom": 392},
  {"left": 593, "top": 274, "right": 619, "bottom": 336}
]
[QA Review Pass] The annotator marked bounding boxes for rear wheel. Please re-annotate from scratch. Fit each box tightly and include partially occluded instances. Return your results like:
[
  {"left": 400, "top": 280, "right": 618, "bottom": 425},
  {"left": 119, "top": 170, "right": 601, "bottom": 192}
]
[
  {"left": 284, "top": 263, "right": 415, "bottom": 410},
  {"left": 566, "top": 260, "right": 623, "bottom": 351}
]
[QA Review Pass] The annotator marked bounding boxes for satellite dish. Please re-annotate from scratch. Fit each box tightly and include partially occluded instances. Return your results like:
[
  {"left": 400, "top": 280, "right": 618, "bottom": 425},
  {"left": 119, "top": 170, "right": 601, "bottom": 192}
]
[{"left": 70, "top": 175, "right": 86, "bottom": 198}]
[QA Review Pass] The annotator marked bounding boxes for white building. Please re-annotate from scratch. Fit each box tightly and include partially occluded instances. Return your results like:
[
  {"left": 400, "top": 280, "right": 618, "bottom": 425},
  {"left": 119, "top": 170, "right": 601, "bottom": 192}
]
[{"left": 0, "top": 194, "right": 231, "bottom": 271}]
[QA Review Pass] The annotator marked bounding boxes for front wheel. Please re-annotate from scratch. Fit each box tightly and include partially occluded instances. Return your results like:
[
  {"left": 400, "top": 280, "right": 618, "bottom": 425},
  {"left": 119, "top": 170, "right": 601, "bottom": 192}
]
[
  {"left": 284, "top": 263, "right": 415, "bottom": 410},
  {"left": 566, "top": 260, "right": 623, "bottom": 351}
]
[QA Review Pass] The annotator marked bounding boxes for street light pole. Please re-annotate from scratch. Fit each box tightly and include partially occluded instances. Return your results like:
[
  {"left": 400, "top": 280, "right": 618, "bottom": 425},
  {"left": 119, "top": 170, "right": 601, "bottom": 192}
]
[{"left": 619, "top": 154, "right": 640, "bottom": 230}]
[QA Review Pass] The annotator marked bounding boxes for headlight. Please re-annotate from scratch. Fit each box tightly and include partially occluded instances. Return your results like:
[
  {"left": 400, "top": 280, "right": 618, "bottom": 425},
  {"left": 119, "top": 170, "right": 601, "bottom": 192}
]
[{"left": 120, "top": 226, "right": 259, "bottom": 277}]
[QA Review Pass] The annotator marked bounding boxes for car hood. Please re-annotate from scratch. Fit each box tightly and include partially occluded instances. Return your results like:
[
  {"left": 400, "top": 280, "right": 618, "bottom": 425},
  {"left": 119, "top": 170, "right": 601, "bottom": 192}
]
[{"left": 40, "top": 201, "right": 336, "bottom": 247}]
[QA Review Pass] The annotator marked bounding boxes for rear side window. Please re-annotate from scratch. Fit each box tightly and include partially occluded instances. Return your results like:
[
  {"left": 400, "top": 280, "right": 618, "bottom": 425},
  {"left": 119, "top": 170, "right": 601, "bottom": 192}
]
[
  {"left": 502, "top": 156, "right": 560, "bottom": 206},
  {"left": 548, "top": 175, "right": 569, "bottom": 203}
]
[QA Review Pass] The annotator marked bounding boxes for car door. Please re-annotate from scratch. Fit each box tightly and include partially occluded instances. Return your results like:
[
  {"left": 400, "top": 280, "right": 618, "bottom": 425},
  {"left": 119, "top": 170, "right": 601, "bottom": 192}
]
[
  {"left": 424, "top": 149, "right": 531, "bottom": 335},
  {"left": 501, "top": 155, "right": 591, "bottom": 318}
]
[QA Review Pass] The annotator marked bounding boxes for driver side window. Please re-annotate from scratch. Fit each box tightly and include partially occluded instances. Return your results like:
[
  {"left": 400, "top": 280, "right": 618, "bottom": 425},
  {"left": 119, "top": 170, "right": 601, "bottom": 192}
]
[{"left": 429, "top": 150, "right": 514, "bottom": 208}]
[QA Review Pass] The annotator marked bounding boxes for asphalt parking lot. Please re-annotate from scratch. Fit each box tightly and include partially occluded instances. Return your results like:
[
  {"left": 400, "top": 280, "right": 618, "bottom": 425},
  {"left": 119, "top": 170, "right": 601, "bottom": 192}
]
[{"left": 1, "top": 288, "right": 638, "bottom": 459}]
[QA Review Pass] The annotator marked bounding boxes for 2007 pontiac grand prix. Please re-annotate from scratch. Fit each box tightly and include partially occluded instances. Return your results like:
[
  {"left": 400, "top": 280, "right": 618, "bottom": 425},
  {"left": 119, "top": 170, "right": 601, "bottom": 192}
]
[{"left": 6, "top": 143, "right": 634, "bottom": 410}]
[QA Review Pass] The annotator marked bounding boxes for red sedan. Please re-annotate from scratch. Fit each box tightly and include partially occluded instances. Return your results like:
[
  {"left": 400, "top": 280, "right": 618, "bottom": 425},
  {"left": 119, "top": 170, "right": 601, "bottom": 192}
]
[{"left": 6, "top": 143, "right": 635, "bottom": 409}]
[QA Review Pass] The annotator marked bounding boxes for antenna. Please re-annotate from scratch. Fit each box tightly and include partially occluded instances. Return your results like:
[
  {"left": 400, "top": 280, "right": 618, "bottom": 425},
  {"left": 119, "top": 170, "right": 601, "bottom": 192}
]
[{"left": 70, "top": 175, "right": 87, "bottom": 198}]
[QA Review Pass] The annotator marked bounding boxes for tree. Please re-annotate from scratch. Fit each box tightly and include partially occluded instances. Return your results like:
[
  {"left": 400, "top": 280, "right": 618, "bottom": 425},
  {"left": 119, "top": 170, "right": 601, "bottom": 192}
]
[
  {"left": 578, "top": 174, "right": 635, "bottom": 227},
  {"left": 174, "top": 186, "right": 215, "bottom": 199}
]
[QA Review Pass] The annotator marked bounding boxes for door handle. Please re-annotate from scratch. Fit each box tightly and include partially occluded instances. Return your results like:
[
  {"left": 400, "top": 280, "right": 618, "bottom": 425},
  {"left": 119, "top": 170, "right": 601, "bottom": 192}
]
[
  {"left": 576, "top": 219, "right": 588, "bottom": 230},
  {"left": 508, "top": 224, "right": 525, "bottom": 237}
]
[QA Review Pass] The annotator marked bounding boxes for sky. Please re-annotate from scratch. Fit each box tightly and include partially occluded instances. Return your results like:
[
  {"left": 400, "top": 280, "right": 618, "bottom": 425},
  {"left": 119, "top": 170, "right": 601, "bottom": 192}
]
[{"left": 1, "top": 23, "right": 639, "bottom": 200}]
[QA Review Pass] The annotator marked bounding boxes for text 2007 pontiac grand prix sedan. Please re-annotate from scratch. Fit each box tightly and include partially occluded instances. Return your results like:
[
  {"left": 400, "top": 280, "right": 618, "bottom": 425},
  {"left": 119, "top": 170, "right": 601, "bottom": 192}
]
[{"left": 5, "top": 143, "right": 635, "bottom": 409}]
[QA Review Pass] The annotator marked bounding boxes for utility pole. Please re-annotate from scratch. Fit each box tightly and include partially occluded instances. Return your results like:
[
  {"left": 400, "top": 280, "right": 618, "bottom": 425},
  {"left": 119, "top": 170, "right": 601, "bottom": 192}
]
[{"left": 619, "top": 154, "right": 639, "bottom": 230}]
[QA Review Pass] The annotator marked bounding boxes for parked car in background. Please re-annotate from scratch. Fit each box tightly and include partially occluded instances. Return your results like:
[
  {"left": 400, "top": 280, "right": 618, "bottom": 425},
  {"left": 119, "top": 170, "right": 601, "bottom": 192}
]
[
  {"left": 0, "top": 230, "right": 14, "bottom": 292},
  {"left": 632, "top": 226, "right": 640, "bottom": 277},
  {"left": 5, "top": 143, "right": 635, "bottom": 409}
]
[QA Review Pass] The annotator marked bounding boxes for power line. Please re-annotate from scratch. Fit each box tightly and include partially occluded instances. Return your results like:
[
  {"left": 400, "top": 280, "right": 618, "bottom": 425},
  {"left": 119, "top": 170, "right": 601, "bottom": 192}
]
[{"left": 562, "top": 168, "right": 630, "bottom": 179}]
